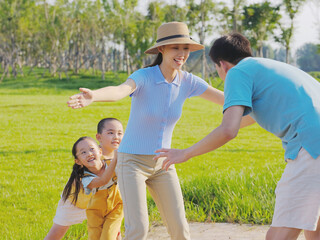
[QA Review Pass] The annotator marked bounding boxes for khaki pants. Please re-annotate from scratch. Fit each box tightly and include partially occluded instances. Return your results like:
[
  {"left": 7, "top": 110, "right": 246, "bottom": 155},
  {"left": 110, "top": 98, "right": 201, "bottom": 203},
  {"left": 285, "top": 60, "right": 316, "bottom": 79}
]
[
  {"left": 86, "top": 184, "right": 123, "bottom": 240},
  {"left": 116, "top": 152, "right": 190, "bottom": 240}
]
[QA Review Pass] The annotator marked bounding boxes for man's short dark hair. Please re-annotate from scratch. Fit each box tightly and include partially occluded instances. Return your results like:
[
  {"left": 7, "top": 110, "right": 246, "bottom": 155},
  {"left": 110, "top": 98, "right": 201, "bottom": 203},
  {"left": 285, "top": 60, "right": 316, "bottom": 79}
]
[{"left": 209, "top": 33, "right": 253, "bottom": 66}]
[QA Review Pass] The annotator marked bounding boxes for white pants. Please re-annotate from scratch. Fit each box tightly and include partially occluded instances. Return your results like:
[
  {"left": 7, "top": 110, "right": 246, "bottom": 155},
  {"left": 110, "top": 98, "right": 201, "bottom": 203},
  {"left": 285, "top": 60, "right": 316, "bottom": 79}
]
[{"left": 271, "top": 148, "right": 320, "bottom": 231}]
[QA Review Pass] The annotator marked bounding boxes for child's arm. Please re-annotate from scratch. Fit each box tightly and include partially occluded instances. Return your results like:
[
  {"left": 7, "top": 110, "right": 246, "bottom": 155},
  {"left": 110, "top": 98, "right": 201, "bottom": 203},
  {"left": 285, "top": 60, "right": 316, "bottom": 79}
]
[
  {"left": 86, "top": 155, "right": 118, "bottom": 190},
  {"left": 67, "top": 78, "right": 136, "bottom": 109}
]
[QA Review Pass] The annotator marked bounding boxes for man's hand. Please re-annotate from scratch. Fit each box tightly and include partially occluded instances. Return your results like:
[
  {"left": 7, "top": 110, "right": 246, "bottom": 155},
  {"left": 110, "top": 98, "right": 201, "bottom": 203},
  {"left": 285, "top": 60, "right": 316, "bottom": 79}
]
[
  {"left": 67, "top": 88, "right": 94, "bottom": 109},
  {"left": 154, "top": 148, "right": 190, "bottom": 171}
]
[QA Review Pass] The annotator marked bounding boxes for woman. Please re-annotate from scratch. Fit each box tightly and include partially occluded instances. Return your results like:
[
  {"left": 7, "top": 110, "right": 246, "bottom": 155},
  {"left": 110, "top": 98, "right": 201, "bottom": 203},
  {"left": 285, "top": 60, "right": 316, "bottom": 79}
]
[{"left": 68, "top": 22, "right": 226, "bottom": 240}]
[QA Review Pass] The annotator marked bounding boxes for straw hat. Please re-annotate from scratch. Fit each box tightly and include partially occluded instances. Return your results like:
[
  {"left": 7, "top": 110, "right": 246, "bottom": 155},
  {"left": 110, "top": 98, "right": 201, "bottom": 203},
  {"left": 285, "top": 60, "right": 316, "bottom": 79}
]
[{"left": 144, "top": 22, "right": 204, "bottom": 54}]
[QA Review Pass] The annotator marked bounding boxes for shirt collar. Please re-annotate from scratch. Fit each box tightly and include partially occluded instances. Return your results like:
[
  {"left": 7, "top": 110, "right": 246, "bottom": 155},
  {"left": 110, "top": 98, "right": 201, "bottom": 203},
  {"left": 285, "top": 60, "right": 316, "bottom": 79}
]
[{"left": 155, "top": 65, "right": 181, "bottom": 86}]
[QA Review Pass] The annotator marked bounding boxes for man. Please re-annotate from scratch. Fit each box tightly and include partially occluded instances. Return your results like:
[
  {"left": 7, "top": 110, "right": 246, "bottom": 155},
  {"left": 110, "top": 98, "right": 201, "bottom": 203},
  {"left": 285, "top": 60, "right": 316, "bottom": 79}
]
[{"left": 155, "top": 33, "right": 320, "bottom": 240}]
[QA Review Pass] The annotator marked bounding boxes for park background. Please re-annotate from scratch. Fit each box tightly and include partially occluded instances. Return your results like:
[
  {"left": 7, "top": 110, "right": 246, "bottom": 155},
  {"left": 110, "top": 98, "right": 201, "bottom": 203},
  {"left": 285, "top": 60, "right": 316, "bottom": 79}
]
[{"left": 0, "top": 0, "right": 320, "bottom": 239}]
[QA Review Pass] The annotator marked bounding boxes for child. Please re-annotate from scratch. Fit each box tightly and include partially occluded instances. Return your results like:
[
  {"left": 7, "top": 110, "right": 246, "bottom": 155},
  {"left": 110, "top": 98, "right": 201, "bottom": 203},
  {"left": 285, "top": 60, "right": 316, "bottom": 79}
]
[{"left": 44, "top": 118, "right": 123, "bottom": 240}]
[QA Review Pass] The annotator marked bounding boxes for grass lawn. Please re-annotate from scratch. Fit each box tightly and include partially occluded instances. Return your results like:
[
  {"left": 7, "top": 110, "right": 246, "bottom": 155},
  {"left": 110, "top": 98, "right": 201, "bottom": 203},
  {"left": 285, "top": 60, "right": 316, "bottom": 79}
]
[{"left": 0, "top": 69, "right": 287, "bottom": 239}]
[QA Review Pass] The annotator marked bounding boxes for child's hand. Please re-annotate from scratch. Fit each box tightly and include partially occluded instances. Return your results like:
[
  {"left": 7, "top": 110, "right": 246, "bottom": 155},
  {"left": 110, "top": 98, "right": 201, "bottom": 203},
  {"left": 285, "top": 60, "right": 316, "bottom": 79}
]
[{"left": 67, "top": 88, "right": 94, "bottom": 109}]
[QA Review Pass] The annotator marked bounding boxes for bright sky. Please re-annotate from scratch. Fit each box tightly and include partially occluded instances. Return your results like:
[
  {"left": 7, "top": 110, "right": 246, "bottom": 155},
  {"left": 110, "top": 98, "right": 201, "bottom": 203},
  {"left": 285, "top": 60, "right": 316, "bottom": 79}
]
[{"left": 292, "top": 1, "right": 319, "bottom": 51}]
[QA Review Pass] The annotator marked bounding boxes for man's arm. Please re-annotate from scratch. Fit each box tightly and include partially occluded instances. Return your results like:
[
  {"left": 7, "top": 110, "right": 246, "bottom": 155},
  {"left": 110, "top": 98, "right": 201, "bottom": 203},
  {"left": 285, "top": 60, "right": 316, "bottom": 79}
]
[{"left": 154, "top": 105, "right": 245, "bottom": 170}]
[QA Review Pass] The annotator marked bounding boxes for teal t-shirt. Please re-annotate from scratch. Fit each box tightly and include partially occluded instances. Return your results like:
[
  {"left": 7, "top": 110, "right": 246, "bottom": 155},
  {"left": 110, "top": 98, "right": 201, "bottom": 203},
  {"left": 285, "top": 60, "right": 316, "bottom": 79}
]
[{"left": 223, "top": 57, "right": 320, "bottom": 160}]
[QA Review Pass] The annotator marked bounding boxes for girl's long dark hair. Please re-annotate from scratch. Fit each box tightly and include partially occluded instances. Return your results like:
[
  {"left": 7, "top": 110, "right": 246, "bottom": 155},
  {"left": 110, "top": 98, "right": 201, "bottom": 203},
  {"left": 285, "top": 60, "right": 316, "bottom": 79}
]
[
  {"left": 62, "top": 136, "right": 93, "bottom": 204},
  {"left": 145, "top": 53, "right": 162, "bottom": 68}
]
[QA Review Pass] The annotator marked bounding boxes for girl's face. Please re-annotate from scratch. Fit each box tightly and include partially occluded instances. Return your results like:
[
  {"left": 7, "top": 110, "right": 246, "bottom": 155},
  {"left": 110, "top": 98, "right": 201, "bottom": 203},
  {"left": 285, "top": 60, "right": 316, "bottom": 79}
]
[
  {"left": 159, "top": 44, "right": 190, "bottom": 70},
  {"left": 74, "top": 138, "right": 103, "bottom": 171},
  {"left": 96, "top": 120, "right": 123, "bottom": 153}
]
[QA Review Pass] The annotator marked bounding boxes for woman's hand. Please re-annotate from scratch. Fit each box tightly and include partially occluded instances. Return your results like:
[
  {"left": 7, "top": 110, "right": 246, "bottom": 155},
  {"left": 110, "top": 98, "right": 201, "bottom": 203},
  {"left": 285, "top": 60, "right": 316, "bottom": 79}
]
[{"left": 67, "top": 88, "right": 94, "bottom": 109}]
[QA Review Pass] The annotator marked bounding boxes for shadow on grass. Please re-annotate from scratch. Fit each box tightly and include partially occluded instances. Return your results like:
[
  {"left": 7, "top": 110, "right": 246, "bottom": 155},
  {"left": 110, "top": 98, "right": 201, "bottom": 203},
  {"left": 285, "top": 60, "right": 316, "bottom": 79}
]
[
  {"left": 0, "top": 68, "right": 128, "bottom": 93},
  {"left": 0, "top": 104, "right": 36, "bottom": 108},
  {"left": 0, "top": 149, "right": 70, "bottom": 155},
  {"left": 216, "top": 149, "right": 283, "bottom": 153}
]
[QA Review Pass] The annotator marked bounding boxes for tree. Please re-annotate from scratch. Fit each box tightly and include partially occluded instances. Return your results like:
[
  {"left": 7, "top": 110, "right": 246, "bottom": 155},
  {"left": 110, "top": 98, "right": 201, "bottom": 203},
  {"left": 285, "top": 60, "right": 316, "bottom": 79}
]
[
  {"left": 163, "top": 3, "right": 188, "bottom": 22},
  {"left": 144, "top": 1, "right": 166, "bottom": 66},
  {"left": 242, "top": 1, "right": 281, "bottom": 57},
  {"left": 296, "top": 43, "right": 320, "bottom": 71},
  {"left": 309, "top": 0, "right": 320, "bottom": 41},
  {"left": 38, "top": 0, "right": 76, "bottom": 76},
  {"left": 0, "top": 0, "right": 37, "bottom": 81},
  {"left": 2, "top": 0, "right": 306, "bottom": 82},
  {"left": 274, "top": 0, "right": 306, "bottom": 63},
  {"left": 231, "top": 0, "right": 246, "bottom": 32},
  {"left": 186, "top": 0, "right": 217, "bottom": 79},
  {"left": 309, "top": 0, "right": 320, "bottom": 54},
  {"left": 81, "top": 0, "right": 110, "bottom": 79},
  {"left": 262, "top": 44, "right": 275, "bottom": 59},
  {"left": 103, "top": 0, "right": 140, "bottom": 75},
  {"left": 216, "top": 0, "right": 246, "bottom": 34},
  {"left": 274, "top": 47, "right": 287, "bottom": 62}
]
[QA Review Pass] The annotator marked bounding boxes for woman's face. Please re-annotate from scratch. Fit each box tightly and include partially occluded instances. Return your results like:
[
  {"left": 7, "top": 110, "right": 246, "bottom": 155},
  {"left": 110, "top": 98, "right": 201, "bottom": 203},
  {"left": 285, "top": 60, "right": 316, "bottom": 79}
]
[{"left": 159, "top": 44, "right": 190, "bottom": 70}]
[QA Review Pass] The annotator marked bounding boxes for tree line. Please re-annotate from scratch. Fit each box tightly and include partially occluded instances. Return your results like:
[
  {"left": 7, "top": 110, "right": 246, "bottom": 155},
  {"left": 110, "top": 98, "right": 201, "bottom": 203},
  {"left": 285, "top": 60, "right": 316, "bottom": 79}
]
[{"left": 0, "top": 0, "right": 317, "bottom": 82}]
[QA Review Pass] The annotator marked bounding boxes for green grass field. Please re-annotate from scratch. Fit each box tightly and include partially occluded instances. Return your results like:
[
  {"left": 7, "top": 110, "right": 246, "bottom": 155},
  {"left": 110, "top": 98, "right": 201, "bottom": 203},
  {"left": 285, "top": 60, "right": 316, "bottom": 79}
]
[{"left": 0, "top": 69, "right": 293, "bottom": 239}]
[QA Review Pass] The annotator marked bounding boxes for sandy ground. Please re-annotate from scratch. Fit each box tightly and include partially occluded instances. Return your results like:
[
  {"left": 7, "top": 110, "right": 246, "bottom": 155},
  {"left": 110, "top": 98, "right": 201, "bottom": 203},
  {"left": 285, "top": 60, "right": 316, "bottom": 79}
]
[{"left": 147, "top": 222, "right": 305, "bottom": 240}]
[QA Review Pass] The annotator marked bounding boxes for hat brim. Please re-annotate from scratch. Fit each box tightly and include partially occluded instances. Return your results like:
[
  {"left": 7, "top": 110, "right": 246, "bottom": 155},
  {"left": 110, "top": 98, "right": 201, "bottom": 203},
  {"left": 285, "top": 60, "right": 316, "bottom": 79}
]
[{"left": 144, "top": 38, "right": 204, "bottom": 54}]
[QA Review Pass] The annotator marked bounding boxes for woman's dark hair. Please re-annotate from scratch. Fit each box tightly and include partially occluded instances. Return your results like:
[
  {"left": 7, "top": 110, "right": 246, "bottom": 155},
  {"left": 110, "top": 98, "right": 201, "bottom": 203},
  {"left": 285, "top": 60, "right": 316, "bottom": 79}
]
[
  {"left": 209, "top": 33, "right": 252, "bottom": 66},
  {"left": 97, "top": 118, "right": 122, "bottom": 134},
  {"left": 145, "top": 53, "right": 163, "bottom": 68},
  {"left": 62, "top": 136, "right": 95, "bottom": 204}
]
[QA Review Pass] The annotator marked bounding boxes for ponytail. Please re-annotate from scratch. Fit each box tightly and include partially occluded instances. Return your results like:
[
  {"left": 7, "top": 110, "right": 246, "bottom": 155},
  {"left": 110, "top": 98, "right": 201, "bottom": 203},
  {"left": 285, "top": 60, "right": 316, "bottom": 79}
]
[
  {"left": 62, "top": 163, "right": 86, "bottom": 204},
  {"left": 145, "top": 53, "right": 162, "bottom": 68}
]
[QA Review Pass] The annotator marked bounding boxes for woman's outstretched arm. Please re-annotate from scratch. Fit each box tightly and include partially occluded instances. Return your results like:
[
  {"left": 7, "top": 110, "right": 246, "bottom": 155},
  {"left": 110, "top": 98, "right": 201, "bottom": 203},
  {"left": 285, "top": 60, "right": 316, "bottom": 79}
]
[
  {"left": 199, "top": 86, "right": 224, "bottom": 106},
  {"left": 67, "top": 78, "right": 136, "bottom": 109},
  {"left": 199, "top": 86, "right": 255, "bottom": 128}
]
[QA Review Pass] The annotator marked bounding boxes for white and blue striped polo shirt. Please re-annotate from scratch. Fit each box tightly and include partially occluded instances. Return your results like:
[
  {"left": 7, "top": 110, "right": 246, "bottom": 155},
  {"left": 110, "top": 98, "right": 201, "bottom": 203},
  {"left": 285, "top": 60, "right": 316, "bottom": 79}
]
[{"left": 118, "top": 65, "right": 208, "bottom": 155}]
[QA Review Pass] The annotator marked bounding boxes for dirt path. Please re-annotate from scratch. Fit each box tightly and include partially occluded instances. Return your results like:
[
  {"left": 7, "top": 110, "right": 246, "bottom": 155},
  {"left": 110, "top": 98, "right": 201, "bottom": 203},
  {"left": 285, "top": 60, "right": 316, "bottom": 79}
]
[{"left": 147, "top": 222, "right": 305, "bottom": 240}]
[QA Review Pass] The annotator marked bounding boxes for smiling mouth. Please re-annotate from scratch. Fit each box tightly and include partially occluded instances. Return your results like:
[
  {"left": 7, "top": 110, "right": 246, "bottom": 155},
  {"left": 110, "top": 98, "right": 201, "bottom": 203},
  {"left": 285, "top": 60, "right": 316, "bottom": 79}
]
[{"left": 174, "top": 58, "right": 183, "bottom": 64}]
